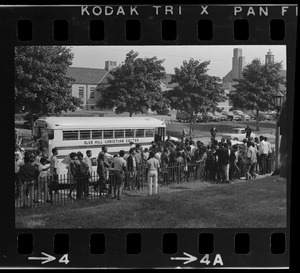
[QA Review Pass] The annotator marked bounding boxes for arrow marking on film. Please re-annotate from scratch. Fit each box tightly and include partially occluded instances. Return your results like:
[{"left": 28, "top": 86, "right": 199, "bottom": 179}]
[
  {"left": 170, "top": 252, "right": 198, "bottom": 265},
  {"left": 28, "top": 252, "right": 56, "bottom": 264}
]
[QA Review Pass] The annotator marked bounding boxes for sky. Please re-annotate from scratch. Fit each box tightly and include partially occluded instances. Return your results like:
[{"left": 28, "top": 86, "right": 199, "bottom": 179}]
[{"left": 69, "top": 45, "right": 286, "bottom": 78}]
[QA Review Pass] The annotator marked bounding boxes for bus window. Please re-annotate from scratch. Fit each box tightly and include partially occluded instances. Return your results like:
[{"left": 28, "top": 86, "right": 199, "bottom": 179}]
[
  {"left": 80, "top": 130, "right": 91, "bottom": 140},
  {"left": 136, "top": 129, "right": 145, "bottom": 138},
  {"left": 145, "top": 129, "right": 154, "bottom": 137},
  {"left": 125, "top": 129, "right": 134, "bottom": 138},
  {"left": 92, "top": 130, "right": 102, "bottom": 139},
  {"left": 63, "top": 131, "right": 79, "bottom": 141},
  {"left": 115, "top": 129, "right": 124, "bottom": 139},
  {"left": 103, "top": 130, "right": 113, "bottom": 139}
]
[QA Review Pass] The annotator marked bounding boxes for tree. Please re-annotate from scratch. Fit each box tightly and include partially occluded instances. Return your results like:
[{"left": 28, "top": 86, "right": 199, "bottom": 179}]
[
  {"left": 229, "top": 59, "right": 285, "bottom": 130},
  {"left": 164, "top": 59, "right": 226, "bottom": 135},
  {"left": 15, "top": 46, "right": 81, "bottom": 125},
  {"left": 96, "top": 50, "right": 167, "bottom": 117}
]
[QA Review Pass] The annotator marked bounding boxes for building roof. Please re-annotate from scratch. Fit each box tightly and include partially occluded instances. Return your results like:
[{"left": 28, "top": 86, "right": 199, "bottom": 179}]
[{"left": 67, "top": 67, "right": 108, "bottom": 85}]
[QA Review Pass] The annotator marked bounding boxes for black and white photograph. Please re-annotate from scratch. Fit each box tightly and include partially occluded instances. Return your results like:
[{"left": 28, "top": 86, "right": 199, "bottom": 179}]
[{"left": 14, "top": 45, "right": 288, "bottom": 229}]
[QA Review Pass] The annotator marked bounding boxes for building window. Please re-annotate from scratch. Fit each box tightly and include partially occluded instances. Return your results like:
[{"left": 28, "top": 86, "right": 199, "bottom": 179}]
[
  {"left": 91, "top": 106, "right": 94, "bottom": 110},
  {"left": 79, "top": 87, "right": 84, "bottom": 99},
  {"left": 90, "top": 87, "right": 95, "bottom": 98}
]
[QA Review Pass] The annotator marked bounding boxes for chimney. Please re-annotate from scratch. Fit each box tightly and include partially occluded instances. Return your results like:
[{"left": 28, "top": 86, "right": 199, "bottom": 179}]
[{"left": 105, "top": 61, "right": 118, "bottom": 71}]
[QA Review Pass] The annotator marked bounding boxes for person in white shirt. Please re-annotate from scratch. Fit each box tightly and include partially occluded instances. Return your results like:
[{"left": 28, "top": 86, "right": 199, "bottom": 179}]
[
  {"left": 246, "top": 142, "right": 257, "bottom": 179},
  {"left": 258, "top": 136, "right": 268, "bottom": 175},
  {"left": 143, "top": 148, "right": 149, "bottom": 162},
  {"left": 84, "top": 150, "right": 93, "bottom": 175},
  {"left": 154, "top": 147, "right": 162, "bottom": 163},
  {"left": 37, "top": 158, "right": 51, "bottom": 202},
  {"left": 112, "top": 150, "right": 127, "bottom": 200},
  {"left": 145, "top": 151, "right": 160, "bottom": 195},
  {"left": 264, "top": 137, "right": 273, "bottom": 174},
  {"left": 50, "top": 147, "right": 59, "bottom": 194}
]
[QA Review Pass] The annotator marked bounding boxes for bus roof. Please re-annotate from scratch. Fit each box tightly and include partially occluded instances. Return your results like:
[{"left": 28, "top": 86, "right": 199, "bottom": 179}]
[{"left": 37, "top": 116, "right": 166, "bottom": 129}]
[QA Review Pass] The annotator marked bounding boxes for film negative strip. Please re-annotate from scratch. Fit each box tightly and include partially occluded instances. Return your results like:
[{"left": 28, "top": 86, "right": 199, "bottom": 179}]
[{"left": 0, "top": 2, "right": 297, "bottom": 269}]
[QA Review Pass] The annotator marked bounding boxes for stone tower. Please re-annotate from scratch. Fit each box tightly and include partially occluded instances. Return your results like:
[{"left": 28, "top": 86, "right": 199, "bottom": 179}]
[
  {"left": 232, "top": 48, "right": 245, "bottom": 79},
  {"left": 265, "top": 49, "right": 274, "bottom": 65}
]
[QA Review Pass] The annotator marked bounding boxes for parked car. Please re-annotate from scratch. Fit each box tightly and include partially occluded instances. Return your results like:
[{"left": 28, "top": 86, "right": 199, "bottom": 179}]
[
  {"left": 176, "top": 111, "right": 212, "bottom": 123},
  {"left": 164, "top": 135, "right": 179, "bottom": 142},
  {"left": 232, "top": 110, "right": 251, "bottom": 121},
  {"left": 196, "top": 114, "right": 212, "bottom": 123},
  {"left": 264, "top": 114, "right": 274, "bottom": 120},
  {"left": 227, "top": 112, "right": 243, "bottom": 121},
  {"left": 222, "top": 127, "right": 256, "bottom": 141},
  {"left": 176, "top": 111, "right": 190, "bottom": 122}
]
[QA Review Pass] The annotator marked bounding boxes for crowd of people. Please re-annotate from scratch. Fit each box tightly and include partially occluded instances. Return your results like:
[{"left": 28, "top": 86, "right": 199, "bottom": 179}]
[{"left": 15, "top": 129, "right": 275, "bottom": 207}]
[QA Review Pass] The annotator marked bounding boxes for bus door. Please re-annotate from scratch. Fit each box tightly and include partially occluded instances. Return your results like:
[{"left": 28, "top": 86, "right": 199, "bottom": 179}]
[{"left": 155, "top": 127, "right": 166, "bottom": 142}]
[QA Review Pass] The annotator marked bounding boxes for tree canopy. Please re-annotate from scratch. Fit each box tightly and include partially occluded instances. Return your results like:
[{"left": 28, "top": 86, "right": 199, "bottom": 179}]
[
  {"left": 96, "top": 50, "right": 167, "bottom": 117},
  {"left": 229, "top": 59, "right": 285, "bottom": 130},
  {"left": 15, "top": 46, "right": 81, "bottom": 122},
  {"left": 164, "top": 59, "right": 226, "bottom": 134}
]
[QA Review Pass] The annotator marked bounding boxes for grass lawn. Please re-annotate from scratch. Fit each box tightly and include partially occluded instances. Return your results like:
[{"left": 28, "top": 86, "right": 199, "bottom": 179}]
[{"left": 15, "top": 175, "right": 286, "bottom": 229}]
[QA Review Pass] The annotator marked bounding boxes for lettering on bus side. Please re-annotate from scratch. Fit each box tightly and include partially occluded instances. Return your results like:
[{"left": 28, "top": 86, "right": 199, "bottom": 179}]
[
  {"left": 125, "top": 139, "right": 139, "bottom": 143},
  {"left": 83, "top": 138, "right": 140, "bottom": 145},
  {"left": 104, "top": 139, "right": 125, "bottom": 144},
  {"left": 84, "top": 140, "right": 94, "bottom": 145}
]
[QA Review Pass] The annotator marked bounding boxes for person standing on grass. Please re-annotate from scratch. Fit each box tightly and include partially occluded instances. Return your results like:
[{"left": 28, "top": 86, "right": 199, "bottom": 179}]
[
  {"left": 37, "top": 157, "right": 51, "bottom": 203},
  {"left": 210, "top": 126, "right": 217, "bottom": 141},
  {"left": 221, "top": 142, "right": 231, "bottom": 183},
  {"left": 84, "top": 150, "right": 93, "bottom": 175},
  {"left": 265, "top": 137, "right": 273, "bottom": 174},
  {"left": 98, "top": 146, "right": 111, "bottom": 182},
  {"left": 19, "top": 156, "right": 40, "bottom": 208},
  {"left": 84, "top": 150, "right": 93, "bottom": 193},
  {"left": 245, "top": 125, "right": 252, "bottom": 139},
  {"left": 77, "top": 152, "right": 90, "bottom": 199},
  {"left": 145, "top": 151, "right": 160, "bottom": 195},
  {"left": 134, "top": 144, "right": 143, "bottom": 190},
  {"left": 68, "top": 152, "right": 80, "bottom": 198},
  {"left": 15, "top": 153, "right": 23, "bottom": 199},
  {"left": 127, "top": 148, "right": 137, "bottom": 191},
  {"left": 50, "top": 147, "right": 59, "bottom": 195},
  {"left": 96, "top": 153, "right": 108, "bottom": 195},
  {"left": 258, "top": 136, "right": 268, "bottom": 175},
  {"left": 34, "top": 150, "right": 42, "bottom": 169},
  {"left": 254, "top": 137, "right": 260, "bottom": 174},
  {"left": 112, "top": 150, "right": 127, "bottom": 200},
  {"left": 246, "top": 141, "right": 257, "bottom": 180},
  {"left": 229, "top": 145, "right": 240, "bottom": 182}
]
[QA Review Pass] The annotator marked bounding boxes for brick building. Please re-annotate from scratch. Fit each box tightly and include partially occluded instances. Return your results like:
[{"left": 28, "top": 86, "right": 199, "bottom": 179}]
[{"left": 67, "top": 61, "right": 176, "bottom": 111}]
